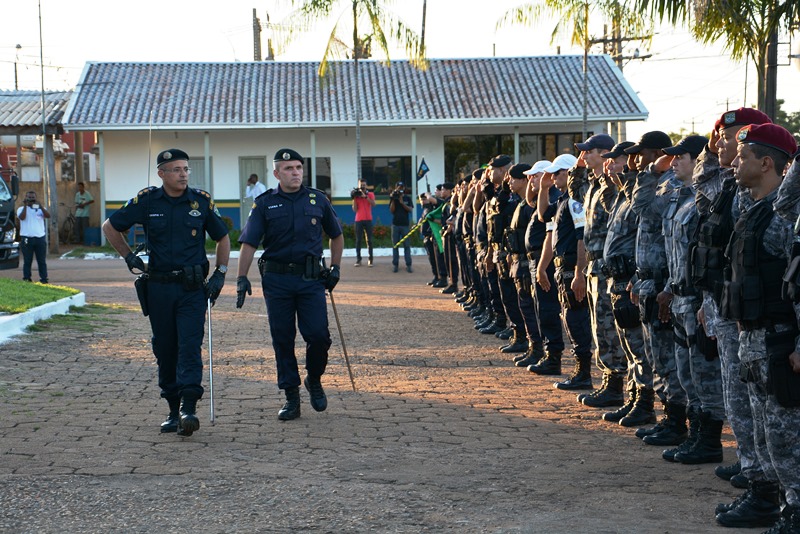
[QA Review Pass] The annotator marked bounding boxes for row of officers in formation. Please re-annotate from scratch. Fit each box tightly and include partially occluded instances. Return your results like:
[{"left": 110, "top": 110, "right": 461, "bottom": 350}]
[{"left": 416, "top": 108, "right": 800, "bottom": 533}]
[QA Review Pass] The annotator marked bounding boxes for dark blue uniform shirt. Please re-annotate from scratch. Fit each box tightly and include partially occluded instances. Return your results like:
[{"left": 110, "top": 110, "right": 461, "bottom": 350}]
[
  {"left": 550, "top": 191, "right": 586, "bottom": 258},
  {"left": 239, "top": 185, "right": 342, "bottom": 262},
  {"left": 109, "top": 186, "right": 228, "bottom": 272},
  {"left": 526, "top": 186, "right": 561, "bottom": 253}
]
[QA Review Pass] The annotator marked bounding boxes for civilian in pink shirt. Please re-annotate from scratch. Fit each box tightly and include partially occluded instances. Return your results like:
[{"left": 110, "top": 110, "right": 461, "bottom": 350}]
[{"left": 351, "top": 179, "right": 376, "bottom": 266}]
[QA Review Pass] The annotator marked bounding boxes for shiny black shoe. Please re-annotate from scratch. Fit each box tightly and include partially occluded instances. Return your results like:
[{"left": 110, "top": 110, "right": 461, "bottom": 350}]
[
  {"left": 479, "top": 322, "right": 504, "bottom": 335},
  {"left": 501, "top": 339, "right": 528, "bottom": 354},
  {"left": 495, "top": 327, "right": 514, "bottom": 340},
  {"left": 177, "top": 397, "right": 200, "bottom": 437},
  {"left": 278, "top": 386, "right": 301, "bottom": 421},
  {"left": 433, "top": 279, "right": 449, "bottom": 288},
  {"left": 440, "top": 285, "right": 458, "bottom": 294},
  {"left": 427, "top": 278, "right": 438, "bottom": 286},
  {"left": 160, "top": 398, "right": 181, "bottom": 433},
  {"left": 554, "top": 371, "right": 593, "bottom": 391},
  {"left": 304, "top": 376, "right": 327, "bottom": 412}
]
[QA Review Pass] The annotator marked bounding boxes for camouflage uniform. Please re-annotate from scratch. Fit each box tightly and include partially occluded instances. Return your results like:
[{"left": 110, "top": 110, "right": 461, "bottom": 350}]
[
  {"left": 727, "top": 191, "right": 800, "bottom": 507},
  {"left": 630, "top": 166, "right": 677, "bottom": 402},
  {"left": 693, "top": 149, "right": 758, "bottom": 479},
  {"left": 569, "top": 167, "right": 625, "bottom": 378},
  {"left": 600, "top": 174, "right": 649, "bottom": 386}
]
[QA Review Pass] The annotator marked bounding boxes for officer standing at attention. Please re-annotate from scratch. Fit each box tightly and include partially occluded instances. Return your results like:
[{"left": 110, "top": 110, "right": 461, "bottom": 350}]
[
  {"left": 235, "top": 148, "right": 344, "bottom": 421},
  {"left": 102, "top": 148, "right": 231, "bottom": 437}
]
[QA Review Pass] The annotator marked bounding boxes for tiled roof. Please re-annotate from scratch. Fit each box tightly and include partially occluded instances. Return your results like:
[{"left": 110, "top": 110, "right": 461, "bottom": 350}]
[
  {"left": 0, "top": 90, "right": 71, "bottom": 135},
  {"left": 64, "top": 56, "right": 647, "bottom": 130}
]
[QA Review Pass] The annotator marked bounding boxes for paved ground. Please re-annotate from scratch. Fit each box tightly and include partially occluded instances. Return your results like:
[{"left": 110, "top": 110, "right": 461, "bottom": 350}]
[{"left": 0, "top": 256, "right": 757, "bottom": 533}]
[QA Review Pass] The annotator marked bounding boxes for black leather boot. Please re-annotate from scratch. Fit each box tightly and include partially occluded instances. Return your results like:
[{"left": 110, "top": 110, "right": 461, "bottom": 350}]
[
  {"left": 662, "top": 406, "right": 700, "bottom": 462},
  {"left": 602, "top": 385, "right": 636, "bottom": 423},
  {"left": 501, "top": 336, "right": 528, "bottom": 354},
  {"left": 762, "top": 505, "right": 800, "bottom": 534},
  {"left": 619, "top": 386, "right": 656, "bottom": 427},
  {"left": 177, "top": 397, "right": 200, "bottom": 437},
  {"left": 495, "top": 326, "right": 514, "bottom": 340},
  {"left": 278, "top": 386, "right": 301, "bottom": 421},
  {"left": 304, "top": 376, "right": 327, "bottom": 412},
  {"left": 581, "top": 373, "right": 624, "bottom": 407},
  {"left": 554, "top": 353, "right": 593, "bottom": 390},
  {"left": 715, "top": 480, "right": 781, "bottom": 528},
  {"left": 674, "top": 410, "right": 723, "bottom": 464},
  {"left": 635, "top": 400, "right": 666, "bottom": 438},
  {"left": 715, "top": 460, "right": 741, "bottom": 481},
  {"left": 715, "top": 487, "right": 752, "bottom": 515},
  {"left": 527, "top": 350, "right": 561, "bottom": 375},
  {"left": 160, "top": 397, "right": 181, "bottom": 433},
  {"left": 479, "top": 319, "right": 506, "bottom": 335},
  {"left": 515, "top": 340, "right": 543, "bottom": 366},
  {"left": 643, "top": 402, "right": 687, "bottom": 445}
]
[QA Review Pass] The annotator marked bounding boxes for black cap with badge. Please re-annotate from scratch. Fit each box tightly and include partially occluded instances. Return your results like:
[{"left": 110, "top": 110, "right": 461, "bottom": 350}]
[
  {"left": 273, "top": 148, "right": 304, "bottom": 163},
  {"left": 157, "top": 148, "right": 190, "bottom": 167}
]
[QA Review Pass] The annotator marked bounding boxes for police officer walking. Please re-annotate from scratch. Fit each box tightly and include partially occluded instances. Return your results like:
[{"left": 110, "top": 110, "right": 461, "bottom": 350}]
[
  {"left": 102, "top": 148, "right": 231, "bottom": 437},
  {"left": 235, "top": 148, "right": 344, "bottom": 421}
]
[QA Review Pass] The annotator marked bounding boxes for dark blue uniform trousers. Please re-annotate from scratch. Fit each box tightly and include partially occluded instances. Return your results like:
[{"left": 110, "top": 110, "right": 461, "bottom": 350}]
[
  {"left": 499, "top": 275, "right": 525, "bottom": 335},
  {"left": 147, "top": 281, "right": 206, "bottom": 401},
  {"left": 532, "top": 260, "right": 565, "bottom": 354},
  {"left": 262, "top": 273, "right": 331, "bottom": 390}
]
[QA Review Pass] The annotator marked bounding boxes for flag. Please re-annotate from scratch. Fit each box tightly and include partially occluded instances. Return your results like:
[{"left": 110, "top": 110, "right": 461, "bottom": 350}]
[
  {"left": 416, "top": 158, "right": 430, "bottom": 181},
  {"left": 424, "top": 203, "right": 444, "bottom": 252}
]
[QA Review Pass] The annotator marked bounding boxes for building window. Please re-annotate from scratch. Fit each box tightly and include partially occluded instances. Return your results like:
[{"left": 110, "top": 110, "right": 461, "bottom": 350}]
[
  {"left": 360, "top": 156, "right": 411, "bottom": 196},
  {"left": 303, "top": 157, "right": 332, "bottom": 198}
]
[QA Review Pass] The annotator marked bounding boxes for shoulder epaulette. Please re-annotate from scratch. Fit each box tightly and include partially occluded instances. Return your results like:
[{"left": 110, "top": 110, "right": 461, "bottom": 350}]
[
  {"left": 192, "top": 188, "right": 212, "bottom": 200},
  {"left": 137, "top": 186, "right": 157, "bottom": 197}
]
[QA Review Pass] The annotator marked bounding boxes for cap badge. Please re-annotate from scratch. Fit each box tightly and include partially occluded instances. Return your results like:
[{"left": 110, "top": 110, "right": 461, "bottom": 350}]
[
  {"left": 723, "top": 111, "right": 736, "bottom": 125},
  {"left": 282, "top": 152, "right": 291, "bottom": 160},
  {"left": 737, "top": 127, "right": 750, "bottom": 141},
  {"left": 163, "top": 151, "right": 172, "bottom": 160}
]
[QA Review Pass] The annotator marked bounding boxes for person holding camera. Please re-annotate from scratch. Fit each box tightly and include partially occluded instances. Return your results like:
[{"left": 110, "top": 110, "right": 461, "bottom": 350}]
[
  {"left": 351, "top": 179, "right": 375, "bottom": 267},
  {"left": 389, "top": 181, "right": 413, "bottom": 273},
  {"left": 17, "top": 190, "right": 50, "bottom": 284}
]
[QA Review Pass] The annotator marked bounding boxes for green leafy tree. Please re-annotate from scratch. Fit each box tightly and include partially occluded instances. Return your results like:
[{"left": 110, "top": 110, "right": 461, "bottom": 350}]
[
  {"left": 774, "top": 99, "right": 800, "bottom": 144},
  {"left": 626, "top": 0, "right": 800, "bottom": 116},
  {"left": 274, "top": 0, "right": 427, "bottom": 183}
]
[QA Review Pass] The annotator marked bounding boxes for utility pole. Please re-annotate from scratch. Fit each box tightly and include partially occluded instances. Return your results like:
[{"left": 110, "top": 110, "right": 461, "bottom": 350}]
[
  {"left": 253, "top": 8, "right": 262, "bottom": 61},
  {"left": 763, "top": 28, "right": 778, "bottom": 120}
]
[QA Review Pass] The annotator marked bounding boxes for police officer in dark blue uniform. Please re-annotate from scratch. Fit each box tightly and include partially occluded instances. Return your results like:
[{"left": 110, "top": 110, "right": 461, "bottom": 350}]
[
  {"left": 235, "top": 148, "right": 344, "bottom": 421},
  {"left": 102, "top": 148, "right": 231, "bottom": 438}
]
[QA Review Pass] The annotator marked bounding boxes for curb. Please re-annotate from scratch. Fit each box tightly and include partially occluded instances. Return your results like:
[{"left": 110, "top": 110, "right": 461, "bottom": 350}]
[
  {"left": 0, "top": 292, "right": 86, "bottom": 345},
  {"left": 61, "top": 248, "right": 427, "bottom": 260}
]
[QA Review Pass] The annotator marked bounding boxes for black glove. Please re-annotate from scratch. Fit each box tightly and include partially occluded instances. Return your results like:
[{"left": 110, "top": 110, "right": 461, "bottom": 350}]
[
  {"left": 125, "top": 252, "right": 145, "bottom": 273},
  {"left": 205, "top": 269, "right": 225, "bottom": 305},
  {"left": 321, "top": 264, "right": 340, "bottom": 292},
  {"left": 236, "top": 276, "right": 252, "bottom": 308}
]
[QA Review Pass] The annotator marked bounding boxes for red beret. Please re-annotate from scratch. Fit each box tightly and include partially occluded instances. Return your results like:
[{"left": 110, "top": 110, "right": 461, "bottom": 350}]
[
  {"left": 736, "top": 123, "right": 798, "bottom": 157},
  {"left": 718, "top": 107, "right": 772, "bottom": 130}
]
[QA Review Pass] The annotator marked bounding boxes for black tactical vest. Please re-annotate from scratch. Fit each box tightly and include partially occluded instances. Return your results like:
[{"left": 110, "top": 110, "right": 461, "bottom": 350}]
[
  {"left": 720, "top": 199, "right": 795, "bottom": 329},
  {"left": 689, "top": 177, "right": 737, "bottom": 303}
]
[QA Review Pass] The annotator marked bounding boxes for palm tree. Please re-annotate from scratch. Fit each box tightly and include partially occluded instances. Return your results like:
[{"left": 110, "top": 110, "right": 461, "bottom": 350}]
[
  {"left": 498, "top": 1, "right": 651, "bottom": 139},
  {"left": 625, "top": 0, "right": 800, "bottom": 119},
  {"left": 274, "top": 0, "right": 427, "bottom": 183}
]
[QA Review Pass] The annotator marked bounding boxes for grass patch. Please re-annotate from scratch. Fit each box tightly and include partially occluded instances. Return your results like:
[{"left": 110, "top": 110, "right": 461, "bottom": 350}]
[
  {"left": 0, "top": 278, "right": 81, "bottom": 314},
  {"left": 62, "top": 244, "right": 117, "bottom": 258},
  {"left": 25, "top": 303, "right": 125, "bottom": 333}
]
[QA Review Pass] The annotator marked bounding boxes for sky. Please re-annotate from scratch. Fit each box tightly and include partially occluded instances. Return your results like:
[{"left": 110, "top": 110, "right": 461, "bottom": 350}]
[{"left": 2, "top": 0, "right": 800, "bottom": 143}]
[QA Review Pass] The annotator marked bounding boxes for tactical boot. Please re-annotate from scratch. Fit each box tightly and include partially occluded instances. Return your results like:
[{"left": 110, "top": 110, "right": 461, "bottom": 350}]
[
  {"left": 762, "top": 505, "right": 800, "bottom": 534},
  {"left": 440, "top": 284, "right": 458, "bottom": 294},
  {"left": 554, "top": 353, "right": 592, "bottom": 390},
  {"left": 496, "top": 327, "right": 514, "bottom": 340},
  {"left": 454, "top": 290, "right": 468, "bottom": 302},
  {"left": 515, "top": 340, "right": 543, "bottom": 366},
  {"left": 619, "top": 386, "right": 656, "bottom": 427},
  {"left": 304, "top": 376, "right": 328, "bottom": 412},
  {"left": 643, "top": 402, "right": 688, "bottom": 445},
  {"left": 715, "top": 480, "right": 781, "bottom": 528},
  {"left": 715, "top": 487, "right": 752, "bottom": 515},
  {"left": 177, "top": 397, "right": 200, "bottom": 437},
  {"left": 479, "top": 320, "right": 506, "bottom": 335},
  {"left": 501, "top": 336, "right": 528, "bottom": 354},
  {"left": 475, "top": 314, "right": 494, "bottom": 330},
  {"left": 160, "top": 397, "right": 181, "bottom": 433},
  {"left": 278, "top": 386, "right": 301, "bottom": 421},
  {"left": 528, "top": 350, "right": 562, "bottom": 376},
  {"left": 730, "top": 474, "right": 748, "bottom": 489},
  {"left": 635, "top": 401, "right": 667, "bottom": 437},
  {"left": 601, "top": 385, "right": 636, "bottom": 423},
  {"left": 662, "top": 407, "right": 700, "bottom": 462},
  {"left": 674, "top": 410, "right": 723, "bottom": 464},
  {"left": 581, "top": 373, "right": 625, "bottom": 407},
  {"left": 715, "top": 461, "right": 741, "bottom": 481}
]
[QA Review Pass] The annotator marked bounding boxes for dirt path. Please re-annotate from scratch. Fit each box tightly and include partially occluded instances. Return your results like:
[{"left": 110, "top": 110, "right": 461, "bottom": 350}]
[{"left": 0, "top": 257, "right": 753, "bottom": 533}]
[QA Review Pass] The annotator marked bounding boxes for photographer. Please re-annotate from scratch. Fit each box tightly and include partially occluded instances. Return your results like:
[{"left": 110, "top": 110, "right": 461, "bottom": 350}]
[
  {"left": 351, "top": 179, "right": 375, "bottom": 267},
  {"left": 17, "top": 190, "right": 50, "bottom": 283},
  {"left": 389, "top": 181, "right": 413, "bottom": 273}
]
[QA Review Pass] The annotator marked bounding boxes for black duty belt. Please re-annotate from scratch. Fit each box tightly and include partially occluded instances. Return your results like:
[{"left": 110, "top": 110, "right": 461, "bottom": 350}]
[
  {"left": 670, "top": 283, "right": 697, "bottom": 297},
  {"left": 260, "top": 260, "right": 306, "bottom": 275},
  {"left": 553, "top": 254, "right": 577, "bottom": 270},
  {"left": 527, "top": 250, "right": 542, "bottom": 261},
  {"left": 637, "top": 268, "right": 670, "bottom": 282},
  {"left": 586, "top": 250, "right": 603, "bottom": 262},
  {"left": 148, "top": 270, "right": 185, "bottom": 284}
]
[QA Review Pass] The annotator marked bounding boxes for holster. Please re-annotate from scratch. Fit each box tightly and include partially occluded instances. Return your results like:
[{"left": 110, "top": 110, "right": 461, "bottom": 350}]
[
  {"left": 782, "top": 252, "right": 800, "bottom": 303},
  {"left": 610, "top": 287, "right": 640, "bottom": 329},
  {"left": 673, "top": 321, "right": 695, "bottom": 349},
  {"left": 134, "top": 274, "right": 149, "bottom": 317},
  {"left": 765, "top": 329, "right": 800, "bottom": 408},
  {"left": 514, "top": 273, "right": 533, "bottom": 296},
  {"left": 555, "top": 268, "right": 587, "bottom": 310},
  {"left": 303, "top": 255, "right": 322, "bottom": 281},
  {"left": 696, "top": 321, "right": 719, "bottom": 361},
  {"left": 641, "top": 296, "right": 672, "bottom": 331},
  {"left": 182, "top": 263, "right": 208, "bottom": 291}
]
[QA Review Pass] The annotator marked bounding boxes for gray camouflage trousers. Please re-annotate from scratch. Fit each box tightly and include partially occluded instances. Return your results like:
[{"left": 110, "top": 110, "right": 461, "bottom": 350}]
[
  {"left": 639, "top": 296, "right": 682, "bottom": 405},
  {"left": 674, "top": 308, "right": 724, "bottom": 419},
  {"left": 672, "top": 308, "right": 700, "bottom": 412},
  {"left": 740, "top": 330, "right": 800, "bottom": 507},
  {"left": 704, "top": 293, "right": 760, "bottom": 479},
  {"left": 588, "top": 270, "right": 625, "bottom": 376},
  {"left": 608, "top": 278, "right": 651, "bottom": 388}
]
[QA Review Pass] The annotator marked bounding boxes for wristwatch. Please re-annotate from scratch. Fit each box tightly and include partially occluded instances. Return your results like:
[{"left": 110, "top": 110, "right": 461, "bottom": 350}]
[{"left": 215, "top": 265, "right": 228, "bottom": 275}]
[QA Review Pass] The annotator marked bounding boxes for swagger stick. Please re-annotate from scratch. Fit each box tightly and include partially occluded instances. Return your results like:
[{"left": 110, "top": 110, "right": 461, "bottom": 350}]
[{"left": 207, "top": 298, "right": 215, "bottom": 424}]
